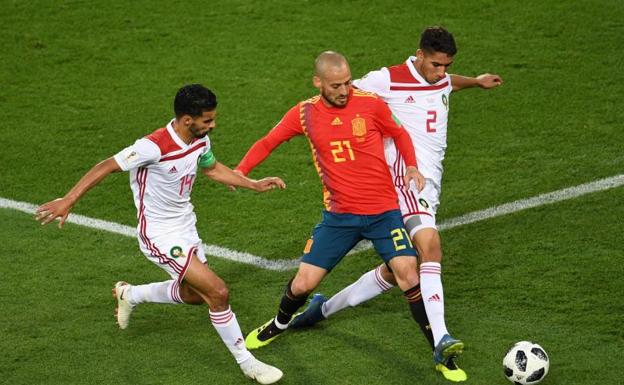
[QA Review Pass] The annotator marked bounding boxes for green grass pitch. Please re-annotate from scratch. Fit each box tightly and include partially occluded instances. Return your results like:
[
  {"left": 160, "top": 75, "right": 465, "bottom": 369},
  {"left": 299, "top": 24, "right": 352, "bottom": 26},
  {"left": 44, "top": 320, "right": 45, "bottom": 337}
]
[{"left": 1, "top": 1, "right": 623, "bottom": 384}]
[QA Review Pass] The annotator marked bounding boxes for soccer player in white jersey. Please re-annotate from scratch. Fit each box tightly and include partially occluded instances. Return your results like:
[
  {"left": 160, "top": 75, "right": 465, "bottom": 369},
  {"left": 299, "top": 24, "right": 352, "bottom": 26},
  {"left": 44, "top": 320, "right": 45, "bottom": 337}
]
[
  {"left": 289, "top": 27, "right": 502, "bottom": 382},
  {"left": 36, "top": 84, "right": 286, "bottom": 384}
]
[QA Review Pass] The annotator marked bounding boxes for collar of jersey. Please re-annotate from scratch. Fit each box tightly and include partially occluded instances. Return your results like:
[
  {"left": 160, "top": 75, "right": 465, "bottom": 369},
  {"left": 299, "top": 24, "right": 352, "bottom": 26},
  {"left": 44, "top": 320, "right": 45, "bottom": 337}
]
[
  {"left": 166, "top": 119, "right": 193, "bottom": 149},
  {"left": 316, "top": 88, "right": 354, "bottom": 111},
  {"left": 406, "top": 56, "right": 448, "bottom": 86}
]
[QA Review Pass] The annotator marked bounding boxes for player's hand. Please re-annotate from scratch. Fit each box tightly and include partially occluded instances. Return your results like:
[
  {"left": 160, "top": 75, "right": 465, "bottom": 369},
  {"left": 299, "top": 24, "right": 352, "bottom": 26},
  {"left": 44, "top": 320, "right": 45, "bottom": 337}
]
[
  {"left": 253, "top": 177, "right": 286, "bottom": 192},
  {"left": 228, "top": 169, "right": 245, "bottom": 191},
  {"left": 404, "top": 166, "right": 425, "bottom": 192},
  {"left": 35, "top": 197, "right": 73, "bottom": 228},
  {"left": 477, "top": 73, "right": 503, "bottom": 89}
]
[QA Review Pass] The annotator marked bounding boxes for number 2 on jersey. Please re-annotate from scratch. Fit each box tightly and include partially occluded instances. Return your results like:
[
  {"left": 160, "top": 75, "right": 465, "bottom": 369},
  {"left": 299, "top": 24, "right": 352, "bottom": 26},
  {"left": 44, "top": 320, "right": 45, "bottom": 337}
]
[{"left": 426, "top": 110, "right": 437, "bottom": 133}]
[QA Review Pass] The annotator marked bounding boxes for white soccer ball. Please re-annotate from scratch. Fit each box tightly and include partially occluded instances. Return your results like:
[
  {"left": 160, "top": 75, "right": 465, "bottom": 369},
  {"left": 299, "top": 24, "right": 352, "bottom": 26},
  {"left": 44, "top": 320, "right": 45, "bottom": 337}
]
[{"left": 503, "top": 341, "right": 549, "bottom": 384}]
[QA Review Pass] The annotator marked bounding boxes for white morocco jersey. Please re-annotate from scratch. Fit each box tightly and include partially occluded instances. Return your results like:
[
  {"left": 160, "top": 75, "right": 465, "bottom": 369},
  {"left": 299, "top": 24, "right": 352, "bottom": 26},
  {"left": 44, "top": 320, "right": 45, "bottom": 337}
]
[
  {"left": 113, "top": 120, "right": 213, "bottom": 237},
  {"left": 353, "top": 56, "right": 452, "bottom": 185}
]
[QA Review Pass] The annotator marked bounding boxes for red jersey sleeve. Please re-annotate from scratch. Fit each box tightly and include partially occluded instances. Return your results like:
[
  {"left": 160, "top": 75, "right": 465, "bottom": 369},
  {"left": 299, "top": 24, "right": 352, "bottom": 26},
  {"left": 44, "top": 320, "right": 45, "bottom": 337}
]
[
  {"left": 236, "top": 104, "right": 304, "bottom": 175},
  {"left": 374, "top": 99, "right": 418, "bottom": 168}
]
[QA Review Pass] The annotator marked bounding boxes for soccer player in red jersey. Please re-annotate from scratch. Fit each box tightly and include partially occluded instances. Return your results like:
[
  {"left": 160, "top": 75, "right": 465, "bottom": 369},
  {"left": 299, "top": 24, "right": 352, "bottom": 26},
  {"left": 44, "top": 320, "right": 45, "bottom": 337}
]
[
  {"left": 240, "top": 52, "right": 462, "bottom": 368},
  {"left": 290, "top": 28, "right": 501, "bottom": 382}
]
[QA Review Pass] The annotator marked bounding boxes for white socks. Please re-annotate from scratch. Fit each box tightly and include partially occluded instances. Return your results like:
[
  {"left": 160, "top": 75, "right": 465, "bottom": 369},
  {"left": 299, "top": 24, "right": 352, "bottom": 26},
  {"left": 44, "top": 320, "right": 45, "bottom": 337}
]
[
  {"left": 126, "top": 283, "right": 253, "bottom": 365},
  {"left": 210, "top": 307, "right": 253, "bottom": 364},
  {"left": 420, "top": 262, "right": 448, "bottom": 345},
  {"left": 322, "top": 265, "right": 394, "bottom": 318},
  {"left": 274, "top": 316, "right": 289, "bottom": 330},
  {"left": 126, "top": 280, "right": 183, "bottom": 306}
]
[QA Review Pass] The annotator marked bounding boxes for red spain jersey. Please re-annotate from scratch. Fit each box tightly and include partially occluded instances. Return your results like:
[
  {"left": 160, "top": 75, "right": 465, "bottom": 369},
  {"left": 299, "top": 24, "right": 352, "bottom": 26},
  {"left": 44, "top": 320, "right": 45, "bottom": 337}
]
[{"left": 237, "top": 89, "right": 417, "bottom": 215}]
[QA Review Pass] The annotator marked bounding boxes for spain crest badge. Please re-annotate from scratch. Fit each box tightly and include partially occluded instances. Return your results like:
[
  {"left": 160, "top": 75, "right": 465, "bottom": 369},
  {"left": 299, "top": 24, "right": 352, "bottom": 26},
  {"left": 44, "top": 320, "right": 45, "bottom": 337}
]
[{"left": 351, "top": 115, "right": 366, "bottom": 142}]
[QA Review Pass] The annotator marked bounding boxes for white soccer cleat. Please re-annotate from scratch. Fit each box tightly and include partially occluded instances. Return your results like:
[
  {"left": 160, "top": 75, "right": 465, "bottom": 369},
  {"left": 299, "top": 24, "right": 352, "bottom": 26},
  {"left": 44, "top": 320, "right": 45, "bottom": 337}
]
[
  {"left": 113, "top": 281, "right": 134, "bottom": 330},
  {"left": 239, "top": 356, "right": 283, "bottom": 384}
]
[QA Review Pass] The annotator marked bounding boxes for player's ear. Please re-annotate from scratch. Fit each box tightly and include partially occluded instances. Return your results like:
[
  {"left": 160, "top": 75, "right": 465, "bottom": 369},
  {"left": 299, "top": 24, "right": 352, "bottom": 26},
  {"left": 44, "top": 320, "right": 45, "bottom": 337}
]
[
  {"left": 182, "top": 115, "right": 193, "bottom": 126},
  {"left": 416, "top": 49, "right": 424, "bottom": 61},
  {"left": 312, "top": 75, "right": 322, "bottom": 89}
]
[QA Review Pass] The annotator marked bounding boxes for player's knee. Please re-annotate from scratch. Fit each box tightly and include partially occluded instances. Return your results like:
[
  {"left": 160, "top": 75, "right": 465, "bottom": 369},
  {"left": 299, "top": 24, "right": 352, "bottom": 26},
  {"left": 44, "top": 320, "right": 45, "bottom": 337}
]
[
  {"left": 202, "top": 281, "right": 229, "bottom": 309},
  {"left": 290, "top": 278, "right": 315, "bottom": 297},
  {"left": 214, "top": 285, "right": 229, "bottom": 304},
  {"left": 379, "top": 264, "right": 396, "bottom": 285},
  {"left": 401, "top": 269, "right": 420, "bottom": 287},
  {"left": 391, "top": 262, "right": 420, "bottom": 288}
]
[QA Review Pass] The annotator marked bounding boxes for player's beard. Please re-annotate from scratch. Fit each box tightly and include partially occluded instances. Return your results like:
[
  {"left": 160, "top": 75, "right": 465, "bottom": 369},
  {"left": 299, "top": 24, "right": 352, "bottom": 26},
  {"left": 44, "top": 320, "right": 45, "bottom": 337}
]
[
  {"left": 190, "top": 124, "right": 210, "bottom": 138},
  {"left": 321, "top": 90, "right": 348, "bottom": 108}
]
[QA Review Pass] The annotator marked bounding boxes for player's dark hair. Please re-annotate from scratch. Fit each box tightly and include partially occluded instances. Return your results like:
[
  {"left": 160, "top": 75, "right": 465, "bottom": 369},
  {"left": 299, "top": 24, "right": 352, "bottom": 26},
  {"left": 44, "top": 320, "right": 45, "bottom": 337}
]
[
  {"left": 174, "top": 84, "right": 217, "bottom": 118},
  {"left": 419, "top": 26, "right": 457, "bottom": 56}
]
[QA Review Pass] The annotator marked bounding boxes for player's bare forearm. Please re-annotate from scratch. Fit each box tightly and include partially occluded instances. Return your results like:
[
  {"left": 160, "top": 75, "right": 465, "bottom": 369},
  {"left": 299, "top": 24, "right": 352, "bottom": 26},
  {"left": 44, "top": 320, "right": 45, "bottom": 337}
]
[
  {"left": 450, "top": 73, "right": 503, "bottom": 91},
  {"left": 64, "top": 158, "right": 121, "bottom": 203},
  {"left": 36, "top": 157, "right": 121, "bottom": 227},
  {"left": 204, "top": 162, "right": 254, "bottom": 188},
  {"left": 203, "top": 162, "right": 285, "bottom": 192}
]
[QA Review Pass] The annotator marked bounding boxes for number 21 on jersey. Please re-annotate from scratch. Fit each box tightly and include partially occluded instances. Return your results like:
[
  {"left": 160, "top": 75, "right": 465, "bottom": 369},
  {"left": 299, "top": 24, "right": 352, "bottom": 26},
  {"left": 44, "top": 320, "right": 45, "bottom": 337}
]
[
  {"left": 330, "top": 140, "right": 355, "bottom": 163},
  {"left": 391, "top": 228, "right": 413, "bottom": 251}
]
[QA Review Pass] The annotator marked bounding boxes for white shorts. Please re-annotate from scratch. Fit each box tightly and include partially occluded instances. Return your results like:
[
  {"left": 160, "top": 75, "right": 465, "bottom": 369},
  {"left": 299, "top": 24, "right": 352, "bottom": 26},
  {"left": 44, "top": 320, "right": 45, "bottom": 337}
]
[
  {"left": 138, "top": 226, "right": 207, "bottom": 282},
  {"left": 387, "top": 144, "right": 441, "bottom": 237},
  {"left": 397, "top": 179, "right": 441, "bottom": 237}
]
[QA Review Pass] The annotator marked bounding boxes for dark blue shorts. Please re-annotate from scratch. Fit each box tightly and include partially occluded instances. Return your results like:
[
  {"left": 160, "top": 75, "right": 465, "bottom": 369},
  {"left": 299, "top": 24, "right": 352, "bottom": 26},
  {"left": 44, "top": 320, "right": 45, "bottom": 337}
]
[{"left": 301, "top": 209, "right": 417, "bottom": 271}]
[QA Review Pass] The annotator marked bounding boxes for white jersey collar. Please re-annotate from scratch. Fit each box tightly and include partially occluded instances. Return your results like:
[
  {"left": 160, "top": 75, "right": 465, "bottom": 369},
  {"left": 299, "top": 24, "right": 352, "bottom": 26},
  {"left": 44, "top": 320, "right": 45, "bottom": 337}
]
[
  {"left": 406, "top": 56, "right": 427, "bottom": 84},
  {"left": 406, "top": 56, "right": 448, "bottom": 86},
  {"left": 166, "top": 119, "right": 191, "bottom": 148}
]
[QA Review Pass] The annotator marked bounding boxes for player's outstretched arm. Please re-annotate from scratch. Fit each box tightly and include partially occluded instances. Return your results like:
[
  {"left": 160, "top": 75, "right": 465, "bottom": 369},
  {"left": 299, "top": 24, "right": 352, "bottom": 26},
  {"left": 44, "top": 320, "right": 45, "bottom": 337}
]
[
  {"left": 450, "top": 73, "right": 503, "bottom": 91},
  {"left": 36, "top": 157, "right": 122, "bottom": 228},
  {"left": 203, "top": 161, "right": 285, "bottom": 192}
]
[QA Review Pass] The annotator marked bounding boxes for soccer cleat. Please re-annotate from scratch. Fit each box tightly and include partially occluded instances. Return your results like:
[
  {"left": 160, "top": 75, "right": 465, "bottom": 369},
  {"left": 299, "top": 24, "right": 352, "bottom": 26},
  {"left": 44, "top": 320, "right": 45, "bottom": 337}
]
[
  {"left": 435, "top": 357, "right": 468, "bottom": 382},
  {"left": 239, "top": 356, "right": 284, "bottom": 384},
  {"left": 289, "top": 293, "right": 327, "bottom": 329},
  {"left": 113, "top": 281, "right": 135, "bottom": 330},
  {"left": 245, "top": 319, "right": 285, "bottom": 350},
  {"left": 433, "top": 334, "right": 464, "bottom": 364}
]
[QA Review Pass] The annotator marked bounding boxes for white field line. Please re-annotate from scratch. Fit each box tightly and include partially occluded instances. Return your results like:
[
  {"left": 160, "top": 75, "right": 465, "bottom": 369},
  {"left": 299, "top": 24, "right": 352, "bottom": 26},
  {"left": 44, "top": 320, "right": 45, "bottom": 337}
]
[
  {"left": 0, "top": 198, "right": 299, "bottom": 271},
  {"left": 348, "top": 173, "right": 624, "bottom": 254},
  {"left": 2, "top": 174, "right": 623, "bottom": 269}
]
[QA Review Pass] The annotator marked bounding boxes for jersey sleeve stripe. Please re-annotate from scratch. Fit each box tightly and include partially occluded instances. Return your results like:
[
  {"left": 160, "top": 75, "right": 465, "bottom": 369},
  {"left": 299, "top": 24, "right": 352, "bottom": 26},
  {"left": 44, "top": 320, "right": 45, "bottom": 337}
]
[
  {"left": 299, "top": 103, "right": 332, "bottom": 211},
  {"left": 159, "top": 142, "right": 206, "bottom": 162},
  {"left": 389, "top": 81, "right": 449, "bottom": 91}
]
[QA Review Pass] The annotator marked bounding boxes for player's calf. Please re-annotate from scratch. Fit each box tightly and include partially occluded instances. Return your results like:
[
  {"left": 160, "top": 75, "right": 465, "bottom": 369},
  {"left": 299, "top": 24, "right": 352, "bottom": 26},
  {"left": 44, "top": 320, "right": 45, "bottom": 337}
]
[
  {"left": 178, "top": 281, "right": 205, "bottom": 305},
  {"left": 245, "top": 278, "right": 309, "bottom": 349}
]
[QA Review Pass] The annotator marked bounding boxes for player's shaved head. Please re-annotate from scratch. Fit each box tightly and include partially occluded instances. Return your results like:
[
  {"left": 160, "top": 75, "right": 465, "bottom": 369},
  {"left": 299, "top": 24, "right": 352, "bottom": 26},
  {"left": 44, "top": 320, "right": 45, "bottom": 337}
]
[
  {"left": 314, "top": 51, "right": 349, "bottom": 78},
  {"left": 313, "top": 51, "right": 352, "bottom": 108}
]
